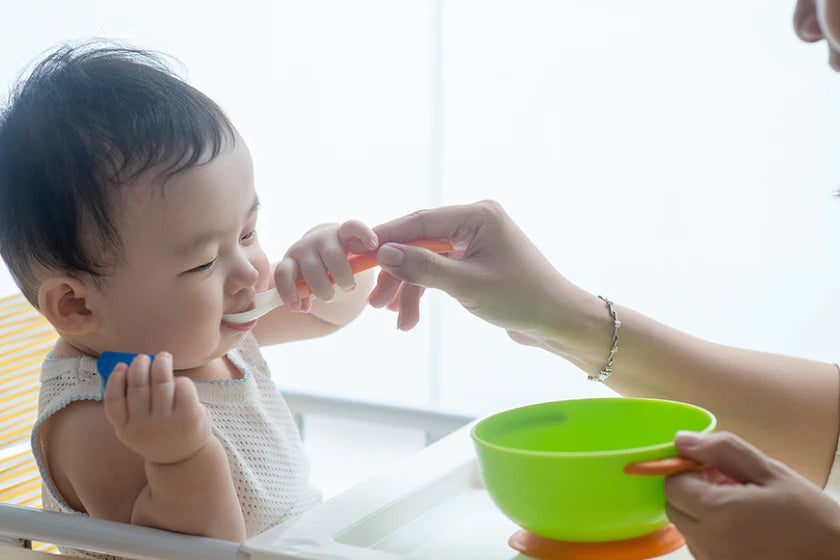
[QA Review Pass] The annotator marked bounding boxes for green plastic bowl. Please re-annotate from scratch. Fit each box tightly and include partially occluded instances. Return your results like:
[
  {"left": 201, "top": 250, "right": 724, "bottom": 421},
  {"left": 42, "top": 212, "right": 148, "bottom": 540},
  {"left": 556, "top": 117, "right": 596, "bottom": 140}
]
[{"left": 471, "top": 398, "right": 716, "bottom": 542}]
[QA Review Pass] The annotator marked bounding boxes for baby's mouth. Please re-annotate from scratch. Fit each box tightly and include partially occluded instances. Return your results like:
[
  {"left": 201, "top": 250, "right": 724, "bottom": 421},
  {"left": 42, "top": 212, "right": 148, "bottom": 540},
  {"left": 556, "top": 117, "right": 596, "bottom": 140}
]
[
  {"left": 221, "top": 317, "right": 258, "bottom": 331},
  {"left": 228, "top": 302, "right": 255, "bottom": 316},
  {"left": 222, "top": 290, "right": 282, "bottom": 324}
]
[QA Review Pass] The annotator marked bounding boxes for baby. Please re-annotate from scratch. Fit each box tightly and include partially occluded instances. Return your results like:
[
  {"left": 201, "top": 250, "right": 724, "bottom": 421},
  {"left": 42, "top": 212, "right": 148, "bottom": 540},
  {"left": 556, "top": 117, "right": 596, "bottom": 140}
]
[{"left": 0, "top": 44, "right": 377, "bottom": 553}]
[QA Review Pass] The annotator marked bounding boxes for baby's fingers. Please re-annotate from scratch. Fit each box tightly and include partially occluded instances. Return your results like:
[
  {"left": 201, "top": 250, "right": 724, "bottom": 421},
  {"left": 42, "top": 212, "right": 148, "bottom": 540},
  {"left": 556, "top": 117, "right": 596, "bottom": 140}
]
[
  {"left": 126, "top": 355, "right": 152, "bottom": 420},
  {"left": 274, "top": 258, "right": 303, "bottom": 310},
  {"left": 338, "top": 219, "right": 378, "bottom": 255},
  {"left": 172, "top": 375, "right": 201, "bottom": 412},
  {"left": 150, "top": 352, "right": 175, "bottom": 415},
  {"left": 173, "top": 376, "right": 208, "bottom": 432},
  {"left": 319, "top": 241, "right": 355, "bottom": 292},
  {"left": 104, "top": 363, "right": 129, "bottom": 427},
  {"left": 298, "top": 252, "right": 335, "bottom": 302}
]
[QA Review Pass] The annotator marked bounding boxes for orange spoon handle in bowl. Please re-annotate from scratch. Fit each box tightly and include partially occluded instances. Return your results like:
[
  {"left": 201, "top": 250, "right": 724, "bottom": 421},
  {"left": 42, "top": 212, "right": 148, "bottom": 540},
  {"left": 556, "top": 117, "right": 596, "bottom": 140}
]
[
  {"left": 293, "top": 238, "right": 453, "bottom": 298},
  {"left": 624, "top": 456, "right": 707, "bottom": 476}
]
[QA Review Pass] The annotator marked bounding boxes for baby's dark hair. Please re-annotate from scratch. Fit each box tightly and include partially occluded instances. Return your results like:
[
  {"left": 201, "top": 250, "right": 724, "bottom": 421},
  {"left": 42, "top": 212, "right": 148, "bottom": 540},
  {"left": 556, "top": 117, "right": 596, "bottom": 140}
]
[{"left": 0, "top": 42, "right": 235, "bottom": 306}]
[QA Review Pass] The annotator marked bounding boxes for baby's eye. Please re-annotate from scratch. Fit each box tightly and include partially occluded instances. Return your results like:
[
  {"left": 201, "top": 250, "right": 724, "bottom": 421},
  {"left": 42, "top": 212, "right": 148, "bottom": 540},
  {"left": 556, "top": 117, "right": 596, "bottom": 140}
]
[
  {"left": 241, "top": 230, "right": 256, "bottom": 242},
  {"left": 190, "top": 257, "right": 217, "bottom": 273}
]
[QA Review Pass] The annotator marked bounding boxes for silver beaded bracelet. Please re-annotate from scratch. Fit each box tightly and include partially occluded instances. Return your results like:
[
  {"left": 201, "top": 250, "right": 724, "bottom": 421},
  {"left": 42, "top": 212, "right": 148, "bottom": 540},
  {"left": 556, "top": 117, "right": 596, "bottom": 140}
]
[{"left": 588, "top": 295, "right": 620, "bottom": 382}]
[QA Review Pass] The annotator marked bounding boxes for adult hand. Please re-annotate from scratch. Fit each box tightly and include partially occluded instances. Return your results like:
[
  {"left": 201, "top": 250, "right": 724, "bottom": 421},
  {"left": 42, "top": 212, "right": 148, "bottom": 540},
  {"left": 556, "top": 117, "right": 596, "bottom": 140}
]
[
  {"left": 370, "top": 201, "right": 604, "bottom": 357},
  {"left": 664, "top": 430, "right": 840, "bottom": 559}
]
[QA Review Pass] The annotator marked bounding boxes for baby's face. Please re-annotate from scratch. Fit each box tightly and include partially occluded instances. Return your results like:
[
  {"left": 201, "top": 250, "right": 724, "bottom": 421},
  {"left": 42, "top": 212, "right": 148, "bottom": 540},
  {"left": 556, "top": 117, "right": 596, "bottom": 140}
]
[{"left": 87, "top": 137, "right": 271, "bottom": 370}]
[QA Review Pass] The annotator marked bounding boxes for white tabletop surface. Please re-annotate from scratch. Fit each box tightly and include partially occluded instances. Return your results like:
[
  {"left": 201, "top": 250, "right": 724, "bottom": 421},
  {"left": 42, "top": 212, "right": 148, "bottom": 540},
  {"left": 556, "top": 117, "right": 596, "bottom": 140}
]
[{"left": 243, "top": 424, "right": 696, "bottom": 560}]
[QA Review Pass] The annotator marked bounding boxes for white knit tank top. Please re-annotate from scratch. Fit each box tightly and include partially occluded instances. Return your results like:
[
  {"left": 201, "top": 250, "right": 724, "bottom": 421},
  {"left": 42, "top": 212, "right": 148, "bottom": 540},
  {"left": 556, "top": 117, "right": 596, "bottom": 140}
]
[{"left": 30, "top": 334, "right": 321, "bottom": 557}]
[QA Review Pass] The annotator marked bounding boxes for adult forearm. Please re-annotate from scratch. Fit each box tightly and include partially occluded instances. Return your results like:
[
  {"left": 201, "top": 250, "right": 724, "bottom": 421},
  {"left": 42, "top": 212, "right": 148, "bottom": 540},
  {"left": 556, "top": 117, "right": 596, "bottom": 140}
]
[
  {"left": 370, "top": 202, "right": 840, "bottom": 484},
  {"left": 131, "top": 437, "right": 246, "bottom": 542},
  {"left": 544, "top": 295, "right": 839, "bottom": 486}
]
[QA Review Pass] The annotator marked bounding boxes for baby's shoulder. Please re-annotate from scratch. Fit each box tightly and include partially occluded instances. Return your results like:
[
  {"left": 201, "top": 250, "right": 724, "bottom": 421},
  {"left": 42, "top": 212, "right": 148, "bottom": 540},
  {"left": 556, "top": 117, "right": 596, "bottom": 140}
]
[{"left": 40, "top": 399, "right": 146, "bottom": 522}]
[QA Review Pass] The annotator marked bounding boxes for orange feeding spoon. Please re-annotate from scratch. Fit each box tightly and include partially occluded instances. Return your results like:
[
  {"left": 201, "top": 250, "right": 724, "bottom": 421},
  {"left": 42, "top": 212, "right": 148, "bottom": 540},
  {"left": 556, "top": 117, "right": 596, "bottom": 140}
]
[{"left": 222, "top": 239, "right": 453, "bottom": 323}]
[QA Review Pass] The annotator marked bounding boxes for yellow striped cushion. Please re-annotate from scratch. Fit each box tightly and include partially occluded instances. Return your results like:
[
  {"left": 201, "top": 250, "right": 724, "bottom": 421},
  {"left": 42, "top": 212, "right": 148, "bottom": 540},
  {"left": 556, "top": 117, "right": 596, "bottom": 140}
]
[{"left": 0, "top": 293, "right": 59, "bottom": 552}]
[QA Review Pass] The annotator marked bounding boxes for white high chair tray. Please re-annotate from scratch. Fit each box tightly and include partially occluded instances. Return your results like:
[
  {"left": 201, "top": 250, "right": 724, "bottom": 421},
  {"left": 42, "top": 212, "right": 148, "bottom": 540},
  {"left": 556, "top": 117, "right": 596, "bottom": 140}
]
[{"left": 243, "top": 426, "right": 694, "bottom": 560}]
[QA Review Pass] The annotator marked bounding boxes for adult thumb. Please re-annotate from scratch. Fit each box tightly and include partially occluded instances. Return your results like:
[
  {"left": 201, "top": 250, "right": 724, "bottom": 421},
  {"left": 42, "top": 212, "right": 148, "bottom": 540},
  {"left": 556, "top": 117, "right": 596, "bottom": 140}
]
[
  {"left": 377, "top": 242, "right": 466, "bottom": 298},
  {"left": 675, "top": 431, "right": 776, "bottom": 485}
]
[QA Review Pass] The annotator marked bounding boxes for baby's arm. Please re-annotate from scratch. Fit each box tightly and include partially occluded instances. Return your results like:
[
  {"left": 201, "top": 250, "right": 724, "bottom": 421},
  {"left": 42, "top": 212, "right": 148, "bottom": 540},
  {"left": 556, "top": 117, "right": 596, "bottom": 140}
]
[
  {"left": 103, "top": 353, "right": 245, "bottom": 541},
  {"left": 253, "top": 220, "right": 376, "bottom": 346},
  {"left": 42, "top": 355, "right": 245, "bottom": 542}
]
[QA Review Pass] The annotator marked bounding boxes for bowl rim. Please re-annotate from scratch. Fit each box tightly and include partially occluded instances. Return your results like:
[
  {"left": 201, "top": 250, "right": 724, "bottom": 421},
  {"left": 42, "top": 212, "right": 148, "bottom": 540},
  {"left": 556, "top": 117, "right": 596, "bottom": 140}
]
[{"left": 470, "top": 397, "right": 717, "bottom": 458}]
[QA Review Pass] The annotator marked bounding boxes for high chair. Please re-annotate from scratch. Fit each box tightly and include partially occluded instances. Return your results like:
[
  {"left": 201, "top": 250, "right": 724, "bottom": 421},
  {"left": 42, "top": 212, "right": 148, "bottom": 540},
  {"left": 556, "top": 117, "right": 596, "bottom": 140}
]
[
  {"left": 0, "top": 293, "right": 59, "bottom": 553},
  {"left": 0, "top": 293, "right": 242, "bottom": 559},
  {"left": 0, "top": 292, "right": 473, "bottom": 559}
]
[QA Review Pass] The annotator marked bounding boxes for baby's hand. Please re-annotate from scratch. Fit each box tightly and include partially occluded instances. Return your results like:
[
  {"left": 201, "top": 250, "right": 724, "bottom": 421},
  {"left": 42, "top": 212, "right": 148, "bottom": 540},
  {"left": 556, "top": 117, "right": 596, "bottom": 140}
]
[
  {"left": 274, "top": 220, "right": 378, "bottom": 312},
  {"left": 104, "top": 353, "right": 212, "bottom": 465}
]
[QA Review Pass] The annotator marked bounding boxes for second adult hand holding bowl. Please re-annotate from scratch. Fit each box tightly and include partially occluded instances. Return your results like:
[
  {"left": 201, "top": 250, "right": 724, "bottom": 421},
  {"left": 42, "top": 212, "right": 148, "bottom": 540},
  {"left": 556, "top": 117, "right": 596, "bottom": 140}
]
[{"left": 471, "top": 398, "right": 717, "bottom": 543}]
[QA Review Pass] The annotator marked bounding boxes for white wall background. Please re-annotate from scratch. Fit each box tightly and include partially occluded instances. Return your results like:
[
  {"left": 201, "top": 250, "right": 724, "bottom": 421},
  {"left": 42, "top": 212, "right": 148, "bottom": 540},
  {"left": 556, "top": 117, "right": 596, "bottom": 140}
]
[{"left": 2, "top": 1, "right": 839, "bottom": 461}]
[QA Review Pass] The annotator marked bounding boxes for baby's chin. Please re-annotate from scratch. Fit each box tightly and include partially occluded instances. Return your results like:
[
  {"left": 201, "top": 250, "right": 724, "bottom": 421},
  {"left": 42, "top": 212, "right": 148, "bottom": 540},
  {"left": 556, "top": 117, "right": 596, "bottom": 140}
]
[{"left": 170, "top": 339, "right": 243, "bottom": 373}]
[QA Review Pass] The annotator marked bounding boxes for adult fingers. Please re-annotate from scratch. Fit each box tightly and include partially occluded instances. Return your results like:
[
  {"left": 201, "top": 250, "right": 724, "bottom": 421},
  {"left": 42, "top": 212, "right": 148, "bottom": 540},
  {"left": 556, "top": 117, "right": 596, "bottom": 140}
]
[
  {"left": 396, "top": 284, "right": 425, "bottom": 331},
  {"left": 386, "top": 283, "right": 403, "bottom": 312},
  {"left": 817, "top": 0, "right": 840, "bottom": 50},
  {"left": 368, "top": 269, "right": 402, "bottom": 309},
  {"left": 104, "top": 363, "right": 129, "bottom": 426},
  {"left": 377, "top": 242, "right": 471, "bottom": 299},
  {"left": 150, "top": 352, "right": 174, "bottom": 415},
  {"left": 670, "top": 507, "right": 726, "bottom": 560},
  {"left": 125, "top": 355, "right": 152, "bottom": 419},
  {"left": 373, "top": 202, "right": 490, "bottom": 245},
  {"left": 795, "top": 0, "right": 823, "bottom": 41},
  {"left": 664, "top": 501, "right": 702, "bottom": 544},
  {"left": 830, "top": 43, "right": 840, "bottom": 71},
  {"left": 663, "top": 470, "right": 723, "bottom": 519},
  {"left": 675, "top": 431, "right": 775, "bottom": 485}
]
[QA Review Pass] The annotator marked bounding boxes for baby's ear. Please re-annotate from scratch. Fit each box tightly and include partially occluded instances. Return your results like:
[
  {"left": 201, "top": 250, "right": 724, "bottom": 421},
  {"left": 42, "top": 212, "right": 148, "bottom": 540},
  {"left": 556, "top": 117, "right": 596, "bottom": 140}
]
[{"left": 38, "top": 276, "right": 101, "bottom": 335}]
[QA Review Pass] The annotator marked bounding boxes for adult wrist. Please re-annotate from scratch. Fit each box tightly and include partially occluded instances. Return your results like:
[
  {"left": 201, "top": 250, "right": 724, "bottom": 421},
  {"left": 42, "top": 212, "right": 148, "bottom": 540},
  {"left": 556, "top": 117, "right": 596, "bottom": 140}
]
[
  {"left": 587, "top": 296, "right": 620, "bottom": 382},
  {"left": 533, "top": 288, "right": 618, "bottom": 375}
]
